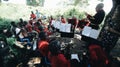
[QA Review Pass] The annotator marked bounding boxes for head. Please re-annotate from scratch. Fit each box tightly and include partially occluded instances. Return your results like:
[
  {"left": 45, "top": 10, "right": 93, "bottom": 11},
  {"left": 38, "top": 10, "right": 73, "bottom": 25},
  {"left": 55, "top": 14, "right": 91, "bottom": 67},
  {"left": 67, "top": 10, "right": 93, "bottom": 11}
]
[
  {"left": 49, "top": 40, "right": 61, "bottom": 56},
  {"left": 36, "top": 9, "right": 38, "bottom": 12},
  {"left": 39, "top": 31, "right": 47, "bottom": 40},
  {"left": 96, "top": 3, "right": 104, "bottom": 12},
  {"left": 31, "top": 11, "right": 34, "bottom": 14},
  {"left": 11, "top": 21, "right": 17, "bottom": 27},
  {"left": 19, "top": 18, "right": 23, "bottom": 23}
]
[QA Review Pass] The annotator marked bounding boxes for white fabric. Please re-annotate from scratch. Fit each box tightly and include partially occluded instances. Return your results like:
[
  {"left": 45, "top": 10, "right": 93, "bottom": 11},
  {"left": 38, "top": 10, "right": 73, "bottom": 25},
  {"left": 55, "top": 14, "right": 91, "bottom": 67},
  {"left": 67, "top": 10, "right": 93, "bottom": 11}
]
[
  {"left": 15, "top": 28, "right": 24, "bottom": 38},
  {"left": 15, "top": 28, "right": 21, "bottom": 34},
  {"left": 51, "top": 20, "right": 55, "bottom": 26}
]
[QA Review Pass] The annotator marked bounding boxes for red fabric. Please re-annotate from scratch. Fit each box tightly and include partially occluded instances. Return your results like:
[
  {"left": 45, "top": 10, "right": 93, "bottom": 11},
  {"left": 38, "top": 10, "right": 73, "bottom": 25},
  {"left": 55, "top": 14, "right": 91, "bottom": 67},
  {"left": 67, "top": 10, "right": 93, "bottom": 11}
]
[
  {"left": 33, "top": 23, "right": 40, "bottom": 33},
  {"left": 38, "top": 41, "right": 49, "bottom": 57},
  {"left": 89, "top": 44, "right": 109, "bottom": 66},
  {"left": 44, "top": 28, "right": 52, "bottom": 36},
  {"left": 30, "top": 14, "right": 36, "bottom": 19},
  {"left": 34, "top": 26, "right": 40, "bottom": 33},
  {"left": 48, "top": 52, "right": 70, "bottom": 67},
  {"left": 26, "top": 24, "right": 32, "bottom": 32}
]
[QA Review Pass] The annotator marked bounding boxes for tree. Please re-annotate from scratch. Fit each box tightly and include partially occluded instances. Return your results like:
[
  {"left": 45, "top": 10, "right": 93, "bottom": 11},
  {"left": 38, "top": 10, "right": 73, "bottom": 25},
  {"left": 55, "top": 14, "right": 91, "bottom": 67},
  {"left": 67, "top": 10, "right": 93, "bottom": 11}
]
[
  {"left": 74, "top": 0, "right": 89, "bottom": 6},
  {"left": 105, "top": 0, "right": 120, "bottom": 23},
  {"left": 99, "top": 0, "right": 120, "bottom": 41},
  {"left": 26, "top": 0, "right": 45, "bottom": 6},
  {"left": 99, "top": 0, "right": 120, "bottom": 31}
]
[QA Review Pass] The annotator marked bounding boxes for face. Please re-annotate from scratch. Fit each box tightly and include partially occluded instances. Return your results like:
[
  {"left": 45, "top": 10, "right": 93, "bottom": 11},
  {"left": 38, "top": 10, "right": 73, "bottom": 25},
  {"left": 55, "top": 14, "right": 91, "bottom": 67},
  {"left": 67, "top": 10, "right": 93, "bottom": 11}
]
[{"left": 95, "top": 6, "right": 100, "bottom": 12}]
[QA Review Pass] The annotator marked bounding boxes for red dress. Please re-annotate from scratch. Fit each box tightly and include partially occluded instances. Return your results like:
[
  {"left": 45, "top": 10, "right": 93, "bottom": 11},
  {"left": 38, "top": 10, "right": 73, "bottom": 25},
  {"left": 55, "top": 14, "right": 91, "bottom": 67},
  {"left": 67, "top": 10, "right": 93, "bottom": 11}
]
[{"left": 48, "top": 52, "right": 70, "bottom": 67}]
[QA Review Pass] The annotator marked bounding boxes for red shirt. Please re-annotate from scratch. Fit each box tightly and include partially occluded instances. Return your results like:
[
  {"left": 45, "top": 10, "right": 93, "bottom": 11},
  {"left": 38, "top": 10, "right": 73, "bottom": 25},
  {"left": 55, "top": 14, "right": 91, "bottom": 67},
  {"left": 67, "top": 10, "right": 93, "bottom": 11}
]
[
  {"left": 30, "top": 14, "right": 36, "bottom": 19},
  {"left": 48, "top": 52, "right": 70, "bottom": 67},
  {"left": 26, "top": 24, "right": 32, "bottom": 32},
  {"left": 38, "top": 40, "right": 49, "bottom": 56}
]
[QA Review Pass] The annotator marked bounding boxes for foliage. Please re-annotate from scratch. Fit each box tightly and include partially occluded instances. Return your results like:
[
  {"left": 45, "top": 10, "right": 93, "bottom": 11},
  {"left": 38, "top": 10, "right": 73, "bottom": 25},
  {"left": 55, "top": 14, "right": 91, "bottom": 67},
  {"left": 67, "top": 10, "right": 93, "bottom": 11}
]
[
  {"left": 0, "top": 17, "right": 11, "bottom": 30},
  {"left": 74, "top": 0, "right": 89, "bottom": 6},
  {"left": 26, "top": 0, "right": 45, "bottom": 6},
  {"left": 7, "top": 37, "right": 16, "bottom": 46},
  {"left": 98, "top": 0, "right": 104, "bottom": 2},
  {"left": 63, "top": 7, "right": 86, "bottom": 19}
]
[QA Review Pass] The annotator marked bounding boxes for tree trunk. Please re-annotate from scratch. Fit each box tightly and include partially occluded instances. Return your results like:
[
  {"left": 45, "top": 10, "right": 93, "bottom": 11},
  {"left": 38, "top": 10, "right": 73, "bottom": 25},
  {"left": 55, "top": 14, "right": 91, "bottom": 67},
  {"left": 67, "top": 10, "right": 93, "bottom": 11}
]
[
  {"left": 99, "top": 0, "right": 120, "bottom": 38},
  {"left": 104, "top": 0, "right": 120, "bottom": 24}
]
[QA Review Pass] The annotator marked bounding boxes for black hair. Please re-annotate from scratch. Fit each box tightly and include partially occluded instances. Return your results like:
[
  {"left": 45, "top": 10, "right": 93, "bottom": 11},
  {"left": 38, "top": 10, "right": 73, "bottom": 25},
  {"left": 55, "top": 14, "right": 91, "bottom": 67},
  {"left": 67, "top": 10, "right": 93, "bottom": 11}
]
[
  {"left": 49, "top": 40, "right": 61, "bottom": 56},
  {"left": 11, "top": 21, "right": 17, "bottom": 27},
  {"left": 39, "top": 31, "right": 47, "bottom": 40}
]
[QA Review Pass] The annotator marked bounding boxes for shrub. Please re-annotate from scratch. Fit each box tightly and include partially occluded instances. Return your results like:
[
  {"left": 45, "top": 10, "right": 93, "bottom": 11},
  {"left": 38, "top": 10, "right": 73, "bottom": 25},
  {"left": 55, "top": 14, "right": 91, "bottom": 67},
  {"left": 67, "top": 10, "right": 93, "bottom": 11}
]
[
  {"left": 0, "top": 17, "right": 11, "bottom": 30},
  {"left": 63, "top": 7, "right": 86, "bottom": 19}
]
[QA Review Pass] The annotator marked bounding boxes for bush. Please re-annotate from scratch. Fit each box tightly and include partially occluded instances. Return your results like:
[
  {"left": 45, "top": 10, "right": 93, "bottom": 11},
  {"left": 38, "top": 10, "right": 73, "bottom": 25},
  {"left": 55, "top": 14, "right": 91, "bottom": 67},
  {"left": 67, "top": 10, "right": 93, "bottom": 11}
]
[
  {"left": 0, "top": 17, "right": 11, "bottom": 30},
  {"left": 63, "top": 7, "right": 86, "bottom": 19}
]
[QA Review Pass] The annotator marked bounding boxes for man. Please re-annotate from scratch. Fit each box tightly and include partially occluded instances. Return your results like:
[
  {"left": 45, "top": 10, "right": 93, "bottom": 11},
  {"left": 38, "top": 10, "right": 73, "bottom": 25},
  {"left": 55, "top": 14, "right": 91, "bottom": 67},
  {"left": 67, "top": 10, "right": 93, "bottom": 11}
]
[
  {"left": 30, "top": 11, "right": 36, "bottom": 20},
  {"left": 38, "top": 31, "right": 50, "bottom": 67},
  {"left": 86, "top": 3, "right": 105, "bottom": 30},
  {"left": 35, "top": 9, "right": 40, "bottom": 20}
]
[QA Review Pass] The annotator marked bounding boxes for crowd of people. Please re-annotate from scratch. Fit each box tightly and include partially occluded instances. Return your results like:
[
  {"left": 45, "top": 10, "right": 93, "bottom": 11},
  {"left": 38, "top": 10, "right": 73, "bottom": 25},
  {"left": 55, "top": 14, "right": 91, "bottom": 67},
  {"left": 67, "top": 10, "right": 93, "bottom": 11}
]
[{"left": 0, "top": 3, "right": 120, "bottom": 67}]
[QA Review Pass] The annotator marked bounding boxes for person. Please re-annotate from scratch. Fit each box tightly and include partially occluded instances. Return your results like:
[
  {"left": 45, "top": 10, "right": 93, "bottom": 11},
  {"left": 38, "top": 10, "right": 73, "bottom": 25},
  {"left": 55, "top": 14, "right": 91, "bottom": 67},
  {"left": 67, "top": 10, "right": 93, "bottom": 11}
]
[
  {"left": 86, "top": 3, "right": 105, "bottom": 30},
  {"left": 10, "top": 21, "right": 21, "bottom": 38},
  {"left": 25, "top": 20, "right": 33, "bottom": 32},
  {"left": 48, "top": 40, "right": 70, "bottom": 67},
  {"left": 38, "top": 31, "right": 50, "bottom": 67},
  {"left": 17, "top": 18, "right": 25, "bottom": 28},
  {"left": 38, "top": 31, "right": 49, "bottom": 57},
  {"left": 30, "top": 11, "right": 36, "bottom": 20},
  {"left": 61, "top": 15, "right": 66, "bottom": 23},
  {"left": 99, "top": 5, "right": 120, "bottom": 55},
  {"left": 35, "top": 9, "right": 40, "bottom": 20}
]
